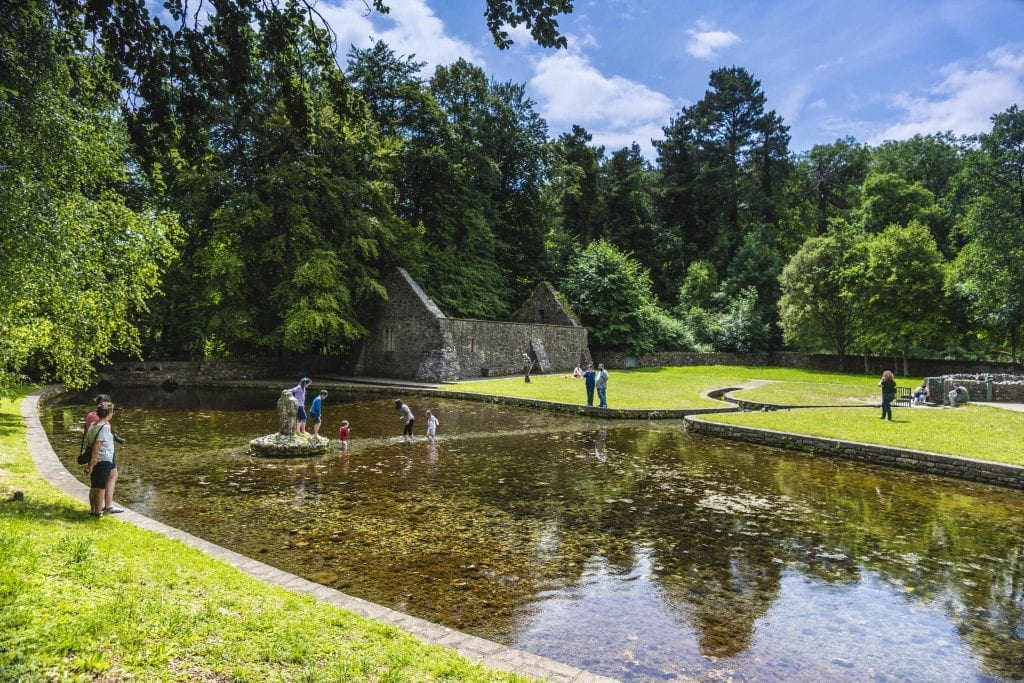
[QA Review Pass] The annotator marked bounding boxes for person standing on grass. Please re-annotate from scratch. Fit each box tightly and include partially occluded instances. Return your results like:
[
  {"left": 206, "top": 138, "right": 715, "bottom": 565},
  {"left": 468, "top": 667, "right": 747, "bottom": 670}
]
[
  {"left": 308, "top": 390, "right": 328, "bottom": 437},
  {"left": 879, "top": 370, "right": 897, "bottom": 420},
  {"left": 522, "top": 352, "right": 534, "bottom": 383},
  {"left": 87, "top": 402, "right": 122, "bottom": 517},
  {"left": 596, "top": 363, "right": 609, "bottom": 408},
  {"left": 84, "top": 393, "right": 125, "bottom": 513},
  {"left": 395, "top": 399, "right": 415, "bottom": 442},
  {"left": 290, "top": 377, "right": 312, "bottom": 433},
  {"left": 583, "top": 363, "right": 596, "bottom": 406}
]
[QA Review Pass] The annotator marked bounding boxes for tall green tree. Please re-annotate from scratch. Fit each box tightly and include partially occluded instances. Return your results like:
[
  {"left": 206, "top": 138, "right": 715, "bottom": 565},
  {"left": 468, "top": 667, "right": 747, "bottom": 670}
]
[
  {"left": 656, "top": 67, "right": 790, "bottom": 276},
  {"left": 778, "top": 227, "right": 860, "bottom": 361},
  {"left": 950, "top": 106, "right": 1024, "bottom": 363},
  {"left": 0, "top": 0, "right": 180, "bottom": 391},
  {"left": 846, "top": 221, "right": 948, "bottom": 374}
]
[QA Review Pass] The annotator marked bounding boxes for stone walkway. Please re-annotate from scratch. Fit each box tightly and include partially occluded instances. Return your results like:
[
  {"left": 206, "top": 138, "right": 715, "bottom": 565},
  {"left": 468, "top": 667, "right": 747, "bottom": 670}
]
[
  {"left": 974, "top": 402, "right": 1024, "bottom": 412},
  {"left": 21, "top": 388, "right": 620, "bottom": 683}
]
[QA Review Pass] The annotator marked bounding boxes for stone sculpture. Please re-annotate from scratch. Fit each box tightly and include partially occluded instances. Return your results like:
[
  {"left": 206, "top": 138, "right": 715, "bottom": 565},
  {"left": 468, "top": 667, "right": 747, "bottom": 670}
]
[
  {"left": 278, "top": 389, "right": 298, "bottom": 435},
  {"left": 249, "top": 388, "right": 330, "bottom": 457}
]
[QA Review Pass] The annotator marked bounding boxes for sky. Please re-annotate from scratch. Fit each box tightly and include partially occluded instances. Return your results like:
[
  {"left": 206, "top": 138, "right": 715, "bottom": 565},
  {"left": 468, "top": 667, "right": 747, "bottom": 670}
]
[{"left": 316, "top": 0, "right": 1024, "bottom": 159}]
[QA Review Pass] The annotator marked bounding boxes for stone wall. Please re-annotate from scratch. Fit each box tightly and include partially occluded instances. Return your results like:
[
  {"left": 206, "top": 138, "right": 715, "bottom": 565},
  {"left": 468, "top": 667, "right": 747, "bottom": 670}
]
[
  {"left": 440, "top": 318, "right": 588, "bottom": 379},
  {"left": 595, "top": 350, "right": 1022, "bottom": 377},
  {"left": 940, "top": 374, "right": 1024, "bottom": 403},
  {"left": 511, "top": 282, "right": 581, "bottom": 327},
  {"left": 358, "top": 268, "right": 588, "bottom": 382},
  {"left": 684, "top": 416, "right": 1024, "bottom": 489},
  {"left": 97, "top": 357, "right": 341, "bottom": 388}
]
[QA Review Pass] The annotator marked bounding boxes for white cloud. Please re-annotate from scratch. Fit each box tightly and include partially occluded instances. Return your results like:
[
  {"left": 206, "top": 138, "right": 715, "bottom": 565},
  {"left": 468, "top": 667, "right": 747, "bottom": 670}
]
[
  {"left": 320, "top": 0, "right": 483, "bottom": 72},
  {"left": 529, "top": 47, "right": 676, "bottom": 127},
  {"left": 873, "top": 46, "right": 1024, "bottom": 143},
  {"left": 686, "top": 21, "right": 740, "bottom": 60}
]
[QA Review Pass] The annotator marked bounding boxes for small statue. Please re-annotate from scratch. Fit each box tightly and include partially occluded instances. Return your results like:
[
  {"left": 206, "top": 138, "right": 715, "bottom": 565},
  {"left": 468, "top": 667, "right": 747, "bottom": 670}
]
[{"left": 277, "top": 389, "right": 299, "bottom": 435}]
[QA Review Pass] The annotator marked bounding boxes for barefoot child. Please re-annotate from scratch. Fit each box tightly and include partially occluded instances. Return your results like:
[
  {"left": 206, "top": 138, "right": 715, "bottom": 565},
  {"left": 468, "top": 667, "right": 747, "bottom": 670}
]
[
  {"left": 425, "top": 409, "right": 439, "bottom": 442},
  {"left": 337, "top": 420, "right": 350, "bottom": 451},
  {"left": 309, "top": 390, "right": 328, "bottom": 436}
]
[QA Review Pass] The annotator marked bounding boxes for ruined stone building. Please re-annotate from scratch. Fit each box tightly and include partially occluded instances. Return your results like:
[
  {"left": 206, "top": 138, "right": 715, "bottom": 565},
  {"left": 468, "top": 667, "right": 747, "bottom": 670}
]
[{"left": 354, "top": 268, "right": 590, "bottom": 382}]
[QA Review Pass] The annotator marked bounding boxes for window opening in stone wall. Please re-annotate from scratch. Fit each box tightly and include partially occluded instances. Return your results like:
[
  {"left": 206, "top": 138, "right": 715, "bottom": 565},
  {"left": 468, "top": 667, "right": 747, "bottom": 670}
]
[
  {"left": 384, "top": 327, "right": 395, "bottom": 352},
  {"left": 538, "top": 309, "right": 545, "bottom": 322},
  {"left": 470, "top": 338, "right": 475, "bottom": 353}
]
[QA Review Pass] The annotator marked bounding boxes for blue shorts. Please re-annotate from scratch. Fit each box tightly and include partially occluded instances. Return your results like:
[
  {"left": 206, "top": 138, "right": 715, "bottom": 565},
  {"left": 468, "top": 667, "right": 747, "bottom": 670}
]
[
  {"left": 297, "top": 406, "right": 307, "bottom": 421},
  {"left": 311, "top": 414, "right": 321, "bottom": 425}
]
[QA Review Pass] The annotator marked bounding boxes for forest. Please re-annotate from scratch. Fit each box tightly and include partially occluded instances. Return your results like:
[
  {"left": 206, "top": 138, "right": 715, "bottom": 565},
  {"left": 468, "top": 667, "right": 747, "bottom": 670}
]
[{"left": 2, "top": 0, "right": 1023, "bottom": 392}]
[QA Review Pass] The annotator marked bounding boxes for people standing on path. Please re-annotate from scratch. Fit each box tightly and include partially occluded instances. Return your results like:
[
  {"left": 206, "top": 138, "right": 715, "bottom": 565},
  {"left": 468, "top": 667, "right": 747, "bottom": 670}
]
[
  {"left": 523, "top": 352, "right": 534, "bottom": 383},
  {"left": 87, "top": 402, "right": 121, "bottom": 517},
  {"left": 308, "top": 390, "right": 328, "bottom": 437},
  {"left": 395, "top": 399, "right": 415, "bottom": 442},
  {"left": 290, "top": 377, "right": 312, "bottom": 433},
  {"left": 337, "top": 420, "right": 350, "bottom": 451},
  {"left": 879, "top": 370, "right": 896, "bottom": 420},
  {"left": 84, "top": 393, "right": 124, "bottom": 514},
  {"left": 596, "top": 363, "right": 609, "bottom": 408},
  {"left": 425, "top": 409, "right": 440, "bottom": 442},
  {"left": 583, "top": 363, "right": 596, "bottom": 406}
]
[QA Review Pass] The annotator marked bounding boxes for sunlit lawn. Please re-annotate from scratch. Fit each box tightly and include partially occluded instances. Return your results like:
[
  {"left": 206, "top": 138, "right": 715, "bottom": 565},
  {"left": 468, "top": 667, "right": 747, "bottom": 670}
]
[
  {"left": 444, "top": 365, "right": 1024, "bottom": 464},
  {"left": 0, "top": 389, "right": 526, "bottom": 682},
  {"left": 444, "top": 365, "right": 882, "bottom": 409},
  {"left": 702, "top": 404, "right": 1024, "bottom": 464}
]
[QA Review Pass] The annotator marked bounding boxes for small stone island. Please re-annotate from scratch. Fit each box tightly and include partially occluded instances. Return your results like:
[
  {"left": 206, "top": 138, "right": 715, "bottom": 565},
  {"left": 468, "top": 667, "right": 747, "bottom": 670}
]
[{"left": 249, "top": 390, "right": 331, "bottom": 457}]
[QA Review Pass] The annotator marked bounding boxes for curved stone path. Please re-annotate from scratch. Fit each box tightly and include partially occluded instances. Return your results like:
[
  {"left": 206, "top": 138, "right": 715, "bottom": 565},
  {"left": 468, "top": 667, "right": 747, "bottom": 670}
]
[{"left": 21, "top": 387, "right": 620, "bottom": 683}]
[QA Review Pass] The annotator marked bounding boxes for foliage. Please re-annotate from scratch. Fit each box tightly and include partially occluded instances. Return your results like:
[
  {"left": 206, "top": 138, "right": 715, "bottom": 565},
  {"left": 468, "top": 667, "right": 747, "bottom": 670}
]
[
  {"left": 949, "top": 106, "right": 1024, "bottom": 363},
  {"left": 778, "top": 227, "right": 861, "bottom": 357},
  {"left": 845, "top": 221, "right": 948, "bottom": 370},
  {"left": 560, "top": 241, "right": 662, "bottom": 354},
  {"left": 0, "top": 1, "right": 180, "bottom": 392}
]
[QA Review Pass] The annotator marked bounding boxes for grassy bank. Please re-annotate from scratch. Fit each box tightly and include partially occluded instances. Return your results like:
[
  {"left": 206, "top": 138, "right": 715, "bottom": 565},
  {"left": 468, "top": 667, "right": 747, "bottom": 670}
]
[
  {"left": 445, "top": 365, "right": 879, "bottom": 409},
  {"left": 701, "top": 404, "right": 1024, "bottom": 465},
  {"left": 0, "top": 389, "right": 524, "bottom": 682},
  {"left": 446, "top": 366, "right": 1024, "bottom": 466}
]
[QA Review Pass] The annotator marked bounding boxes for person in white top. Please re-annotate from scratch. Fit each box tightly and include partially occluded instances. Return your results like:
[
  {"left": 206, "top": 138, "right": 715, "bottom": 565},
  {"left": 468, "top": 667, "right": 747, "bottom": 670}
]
[
  {"left": 395, "top": 399, "right": 415, "bottom": 442},
  {"left": 425, "top": 409, "right": 440, "bottom": 442}
]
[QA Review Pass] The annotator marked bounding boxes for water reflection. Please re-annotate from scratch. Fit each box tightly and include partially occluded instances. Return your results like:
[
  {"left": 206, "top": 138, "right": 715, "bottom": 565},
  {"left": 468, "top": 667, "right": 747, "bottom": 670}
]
[{"left": 43, "top": 388, "right": 1024, "bottom": 681}]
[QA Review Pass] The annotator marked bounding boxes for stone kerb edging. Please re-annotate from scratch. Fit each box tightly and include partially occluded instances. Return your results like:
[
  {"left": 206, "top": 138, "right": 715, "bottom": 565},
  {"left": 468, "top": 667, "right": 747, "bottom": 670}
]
[
  {"left": 683, "top": 415, "right": 1024, "bottom": 490},
  {"left": 22, "top": 386, "right": 620, "bottom": 683}
]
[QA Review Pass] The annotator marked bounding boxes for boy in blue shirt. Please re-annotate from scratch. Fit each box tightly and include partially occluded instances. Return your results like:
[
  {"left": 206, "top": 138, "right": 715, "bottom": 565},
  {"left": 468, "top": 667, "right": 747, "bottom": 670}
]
[{"left": 309, "top": 390, "right": 328, "bottom": 436}]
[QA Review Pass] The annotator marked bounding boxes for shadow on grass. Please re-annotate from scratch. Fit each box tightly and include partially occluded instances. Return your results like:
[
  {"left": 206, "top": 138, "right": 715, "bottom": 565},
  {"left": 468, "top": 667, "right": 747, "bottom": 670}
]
[
  {"left": 1, "top": 497, "right": 96, "bottom": 524},
  {"left": 0, "top": 411, "right": 24, "bottom": 438}
]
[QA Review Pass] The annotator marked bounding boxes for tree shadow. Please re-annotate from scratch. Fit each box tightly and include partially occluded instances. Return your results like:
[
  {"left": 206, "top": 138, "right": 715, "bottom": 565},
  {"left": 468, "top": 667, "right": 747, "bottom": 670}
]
[
  {"left": 1, "top": 497, "right": 97, "bottom": 525},
  {"left": 0, "top": 411, "right": 24, "bottom": 437}
]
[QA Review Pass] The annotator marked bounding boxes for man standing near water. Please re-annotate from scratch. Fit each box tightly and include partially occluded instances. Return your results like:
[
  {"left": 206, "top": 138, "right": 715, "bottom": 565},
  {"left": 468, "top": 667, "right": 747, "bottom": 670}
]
[
  {"left": 583, "top": 363, "right": 596, "bottom": 406},
  {"left": 596, "top": 363, "right": 609, "bottom": 408}
]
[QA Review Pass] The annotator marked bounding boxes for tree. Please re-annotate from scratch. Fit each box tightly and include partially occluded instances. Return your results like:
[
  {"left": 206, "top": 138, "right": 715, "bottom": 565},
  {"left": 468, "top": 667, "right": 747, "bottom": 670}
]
[
  {"left": 856, "top": 172, "right": 944, "bottom": 236},
  {"left": 778, "top": 228, "right": 860, "bottom": 360},
  {"left": 846, "top": 221, "right": 948, "bottom": 374},
  {"left": 655, "top": 67, "right": 790, "bottom": 277},
  {"left": 950, "top": 106, "right": 1024, "bottom": 363},
  {"left": 560, "top": 241, "right": 666, "bottom": 355},
  {"left": 0, "top": 0, "right": 180, "bottom": 391},
  {"left": 781, "top": 138, "right": 869, "bottom": 249}
]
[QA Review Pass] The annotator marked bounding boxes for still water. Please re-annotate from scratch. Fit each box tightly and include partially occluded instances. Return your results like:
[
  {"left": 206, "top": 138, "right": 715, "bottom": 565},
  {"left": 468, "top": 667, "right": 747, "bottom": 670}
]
[{"left": 43, "top": 387, "right": 1024, "bottom": 681}]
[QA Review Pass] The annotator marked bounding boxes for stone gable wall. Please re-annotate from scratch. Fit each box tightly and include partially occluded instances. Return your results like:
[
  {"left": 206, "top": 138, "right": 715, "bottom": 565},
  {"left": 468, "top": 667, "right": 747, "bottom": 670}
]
[
  {"left": 511, "top": 282, "right": 580, "bottom": 327},
  {"left": 439, "top": 318, "right": 588, "bottom": 379},
  {"left": 359, "top": 269, "right": 445, "bottom": 380}
]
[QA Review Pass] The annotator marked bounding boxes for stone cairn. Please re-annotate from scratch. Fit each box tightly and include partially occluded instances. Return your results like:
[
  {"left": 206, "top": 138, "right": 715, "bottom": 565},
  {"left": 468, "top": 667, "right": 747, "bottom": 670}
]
[{"left": 249, "top": 389, "right": 331, "bottom": 457}]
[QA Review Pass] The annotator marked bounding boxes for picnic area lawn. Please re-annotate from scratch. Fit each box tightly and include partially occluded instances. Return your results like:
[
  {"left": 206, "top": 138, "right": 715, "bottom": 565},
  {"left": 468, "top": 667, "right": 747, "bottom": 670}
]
[{"left": 0, "top": 389, "right": 525, "bottom": 682}]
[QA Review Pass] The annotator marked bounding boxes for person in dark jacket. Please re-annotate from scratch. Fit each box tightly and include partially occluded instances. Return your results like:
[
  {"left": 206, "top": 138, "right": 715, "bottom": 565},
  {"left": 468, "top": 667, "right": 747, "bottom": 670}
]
[
  {"left": 879, "top": 370, "right": 897, "bottom": 420},
  {"left": 583, "top": 363, "right": 596, "bottom": 406}
]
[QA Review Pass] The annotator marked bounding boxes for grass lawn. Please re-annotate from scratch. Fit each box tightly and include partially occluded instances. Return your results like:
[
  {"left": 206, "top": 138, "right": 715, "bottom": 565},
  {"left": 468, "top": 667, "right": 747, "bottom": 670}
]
[
  {"left": 444, "top": 365, "right": 883, "bottom": 409},
  {"left": 702, "top": 404, "right": 1024, "bottom": 465},
  {"left": 0, "top": 389, "right": 525, "bottom": 682}
]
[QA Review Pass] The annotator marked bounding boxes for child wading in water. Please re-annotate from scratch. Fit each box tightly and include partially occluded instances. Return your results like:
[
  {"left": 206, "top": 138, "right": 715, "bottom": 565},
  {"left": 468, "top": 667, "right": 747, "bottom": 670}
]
[
  {"left": 337, "top": 420, "right": 350, "bottom": 451},
  {"left": 395, "top": 399, "right": 415, "bottom": 443},
  {"left": 425, "top": 410, "right": 439, "bottom": 442}
]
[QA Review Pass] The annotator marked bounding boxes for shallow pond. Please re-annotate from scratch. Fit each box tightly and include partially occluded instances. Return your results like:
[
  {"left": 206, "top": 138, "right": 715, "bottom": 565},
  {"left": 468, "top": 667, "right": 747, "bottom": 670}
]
[{"left": 43, "top": 387, "right": 1024, "bottom": 681}]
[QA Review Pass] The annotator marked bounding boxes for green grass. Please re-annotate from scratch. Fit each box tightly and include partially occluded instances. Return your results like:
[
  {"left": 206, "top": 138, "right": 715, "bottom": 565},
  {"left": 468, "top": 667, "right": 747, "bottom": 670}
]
[
  {"left": 0, "top": 388, "right": 527, "bottom": 682},
  {"left": 444, "top": 365, "right": 883, "bottom": 409},
  {"left": 702, "top": 404, "right": 1024, "bottom": 464},
  {"left": 445, "top": 365, "right": 1024, "bottom": 465}
]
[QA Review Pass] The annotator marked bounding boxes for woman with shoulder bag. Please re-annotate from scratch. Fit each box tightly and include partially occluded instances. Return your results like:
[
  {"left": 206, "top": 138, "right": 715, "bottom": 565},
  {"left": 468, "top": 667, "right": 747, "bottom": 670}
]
[{"left": 87, "top": 402, "right": 122, "bottom": 517}]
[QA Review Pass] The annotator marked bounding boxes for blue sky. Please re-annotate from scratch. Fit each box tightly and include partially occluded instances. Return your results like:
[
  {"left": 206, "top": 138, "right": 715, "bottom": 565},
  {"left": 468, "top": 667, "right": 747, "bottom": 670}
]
[{"left": 319, "top": 1, "right": 1023, "bottom": 158}]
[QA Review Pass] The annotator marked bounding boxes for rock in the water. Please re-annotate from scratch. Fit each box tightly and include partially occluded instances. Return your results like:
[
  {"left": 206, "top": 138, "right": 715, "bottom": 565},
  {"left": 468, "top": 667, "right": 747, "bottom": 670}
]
[{"left": 249, "top": 433, "right": 331, "bottom": 457}]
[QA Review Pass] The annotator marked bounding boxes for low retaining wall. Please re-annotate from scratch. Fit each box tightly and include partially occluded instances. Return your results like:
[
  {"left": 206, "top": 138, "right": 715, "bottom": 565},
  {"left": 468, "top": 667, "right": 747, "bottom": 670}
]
[{"left": 684, "top": 416, "right": 1024, "bottom": 490}]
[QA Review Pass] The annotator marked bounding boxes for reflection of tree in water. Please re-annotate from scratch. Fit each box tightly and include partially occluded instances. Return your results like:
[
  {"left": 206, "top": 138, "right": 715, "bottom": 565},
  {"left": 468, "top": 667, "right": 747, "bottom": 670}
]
[{"left": 772, "top": 458, "right": 1024, "bottom": 676}]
